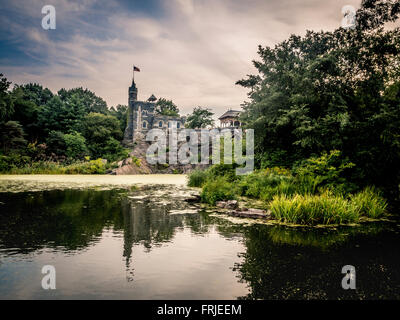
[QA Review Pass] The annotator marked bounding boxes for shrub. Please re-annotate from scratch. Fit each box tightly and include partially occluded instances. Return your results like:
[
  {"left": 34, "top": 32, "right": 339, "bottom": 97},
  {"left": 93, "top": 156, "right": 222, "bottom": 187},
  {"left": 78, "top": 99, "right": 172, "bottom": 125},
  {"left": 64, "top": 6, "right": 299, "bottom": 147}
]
[
  {"left": 207, "top": 163, "right": 238, "bottom": 182},
  {"left": 293, "top": 150, "right": 357, "bottom": 194},
  {"left": 188, "top": 169, "right": 209, "bottom": 187},
  {"left": 350, "top": 187, "right": 387, "bottom": 218},
  {"left": 237, "top": 169, "right": 293, "bottom": 198},
  {"left": 201, "top": 176, "right": 236, "bottom": 205}
]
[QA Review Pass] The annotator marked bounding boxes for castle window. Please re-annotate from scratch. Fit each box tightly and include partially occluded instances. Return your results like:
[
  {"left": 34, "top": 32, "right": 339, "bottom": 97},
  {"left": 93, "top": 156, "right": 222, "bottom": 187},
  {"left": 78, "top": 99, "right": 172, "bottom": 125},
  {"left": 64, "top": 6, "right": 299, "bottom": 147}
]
[
  {"left": 142, "top": 121, "right": 147, "bottom": 128},
  {"left": 159, "top": 121, "right": 163, "bottom": 127}
]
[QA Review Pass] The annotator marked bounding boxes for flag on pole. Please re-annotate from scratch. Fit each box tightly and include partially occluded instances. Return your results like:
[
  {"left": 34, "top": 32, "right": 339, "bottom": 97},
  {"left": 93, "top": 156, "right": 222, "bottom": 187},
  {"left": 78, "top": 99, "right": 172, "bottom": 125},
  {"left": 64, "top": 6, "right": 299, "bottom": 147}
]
[{"left": 133, "top": 66, "right": 141, "bottom": 72}]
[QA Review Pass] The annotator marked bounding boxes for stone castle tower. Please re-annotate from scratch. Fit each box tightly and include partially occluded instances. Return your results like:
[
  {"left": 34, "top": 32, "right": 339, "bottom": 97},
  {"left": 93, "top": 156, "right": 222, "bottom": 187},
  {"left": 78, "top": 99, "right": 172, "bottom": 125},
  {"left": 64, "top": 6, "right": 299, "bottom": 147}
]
[{"left": 123, "top": 76, "right": 185, "bottom": 145}]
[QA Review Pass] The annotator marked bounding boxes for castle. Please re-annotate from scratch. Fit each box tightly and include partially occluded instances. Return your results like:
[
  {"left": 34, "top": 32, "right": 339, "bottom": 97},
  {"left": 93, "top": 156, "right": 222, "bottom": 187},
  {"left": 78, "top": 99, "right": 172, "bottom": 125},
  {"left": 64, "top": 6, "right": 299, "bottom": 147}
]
[{"left": 123, "top": 78, "right": 185, "bottom": 144}]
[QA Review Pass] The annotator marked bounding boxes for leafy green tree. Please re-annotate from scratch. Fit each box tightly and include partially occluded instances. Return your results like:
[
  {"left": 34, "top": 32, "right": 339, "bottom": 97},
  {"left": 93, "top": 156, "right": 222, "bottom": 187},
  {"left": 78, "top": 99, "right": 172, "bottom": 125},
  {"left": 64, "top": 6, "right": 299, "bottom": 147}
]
[
  {"left": 38, "top": 96, "right": 86, "bottom": 134},
  {"left": 0, "top": 121, "right": 26, "bottom": 153},
  {"left": 13, "top": 83, "right": 53, "bottom": 106},
  {"left": 46, "top": 131, "right": 67, "bottom": 158},
  {"left": 81, "top": 112, "right": 124, "bottom": 160},
  {"left": 237, "top": 0, "right": 400, "bottom": 196},
  {"left": 110, "top": 104, "right": 128, "bottom": 133},
  {"left": 155, "top": 98, "right": 180, "bottom": 116},
  {"left": 185, "top": 107, "right": 214, "bottom": 128},
  {"left": 58, "top": 87, "right": 108, "bottom": 115},
  {"left": 0, "top": 74, "right": 14, "bottom": 122},
  {"left": 63, "top": 132, "right": 88, "bottom": 160}
]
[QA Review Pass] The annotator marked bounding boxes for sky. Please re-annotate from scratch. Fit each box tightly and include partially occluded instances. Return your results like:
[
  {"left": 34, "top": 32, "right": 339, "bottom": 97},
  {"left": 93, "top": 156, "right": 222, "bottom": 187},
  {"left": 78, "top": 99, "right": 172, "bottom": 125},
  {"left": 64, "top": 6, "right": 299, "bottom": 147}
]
[{"left": 0, "top": 0, "right": 363, "bottom": 117}]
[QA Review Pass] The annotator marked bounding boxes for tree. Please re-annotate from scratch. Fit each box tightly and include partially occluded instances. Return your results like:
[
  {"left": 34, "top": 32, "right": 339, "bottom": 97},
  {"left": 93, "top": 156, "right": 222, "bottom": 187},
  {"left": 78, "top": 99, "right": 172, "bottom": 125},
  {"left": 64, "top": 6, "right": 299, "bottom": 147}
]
[
  {"left": 110, "top": 104, "right": 128, "bottom": 133},
  {"left": 58, "top": 87, "right": 108, "bottom": 115},
  {"left": 155, "top": 98, "right": 180, "bottom": 116},
  {"left": 185, "top": 107, "right": 214, "bottom": 129},
  {"left": 0, "top": 74, "right": 14, "bottom": 123},
  {"left": 63, "top": 132, "right": 88, "bottom": 160},
  {"left": 81, "top": 112, "right": 124, "bottom": 160},
  {"left": 38, "top": 95, "right": 86, "bottom": 134},
  {"left": 236, "top": 0, "right": 400, "bottom": 196},
  {"left": 0, "top": 121, "right": 26, "bottom": 153}
]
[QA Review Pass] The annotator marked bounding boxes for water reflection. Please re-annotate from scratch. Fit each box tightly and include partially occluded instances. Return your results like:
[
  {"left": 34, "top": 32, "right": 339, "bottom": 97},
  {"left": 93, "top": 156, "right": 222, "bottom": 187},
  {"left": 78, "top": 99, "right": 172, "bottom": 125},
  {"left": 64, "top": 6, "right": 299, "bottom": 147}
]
[{"left": 0, "top": 188, "right": 399, "bottom": 299}]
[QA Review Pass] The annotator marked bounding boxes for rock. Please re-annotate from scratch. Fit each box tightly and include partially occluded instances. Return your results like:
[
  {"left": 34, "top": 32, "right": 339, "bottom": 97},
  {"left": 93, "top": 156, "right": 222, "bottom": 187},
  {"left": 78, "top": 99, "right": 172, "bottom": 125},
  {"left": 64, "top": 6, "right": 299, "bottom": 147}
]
[
  {"left": 184, "top": 195, "right": 201, "bottom": 203},
  {"left": 216, "top": 200, "right": 238, "bottom": 209},
  {"left": 227, "top": 208, "right": 271, "bottom": 220}
]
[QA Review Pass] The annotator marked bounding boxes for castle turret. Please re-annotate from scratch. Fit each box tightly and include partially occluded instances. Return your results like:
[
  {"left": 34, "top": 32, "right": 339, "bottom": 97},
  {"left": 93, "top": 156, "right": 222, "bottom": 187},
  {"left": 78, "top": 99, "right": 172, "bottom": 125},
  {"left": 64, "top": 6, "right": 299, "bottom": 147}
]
[{"left": 129, "top": 80, "right": 138, "bottom": 104}]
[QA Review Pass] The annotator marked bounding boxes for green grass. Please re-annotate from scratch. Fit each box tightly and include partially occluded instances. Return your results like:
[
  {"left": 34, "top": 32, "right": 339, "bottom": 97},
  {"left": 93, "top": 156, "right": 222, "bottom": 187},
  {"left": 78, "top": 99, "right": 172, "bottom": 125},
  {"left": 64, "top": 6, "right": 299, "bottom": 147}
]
[
  {"left": 269, "top": 188, "right": 387, "bottom": 225},
  {"left": 269, "top": 192, "right": 361, "bottom": 225},
  {"left": 350, "top": 186, "right": 387, "bottom": 218}
]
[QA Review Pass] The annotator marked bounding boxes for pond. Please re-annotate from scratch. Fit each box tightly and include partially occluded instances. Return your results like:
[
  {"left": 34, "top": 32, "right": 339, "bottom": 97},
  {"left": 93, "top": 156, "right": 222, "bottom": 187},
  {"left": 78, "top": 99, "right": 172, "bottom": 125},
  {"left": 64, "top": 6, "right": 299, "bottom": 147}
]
[{"left": 0, "top": 175, "right": 399, "bottom": 299}]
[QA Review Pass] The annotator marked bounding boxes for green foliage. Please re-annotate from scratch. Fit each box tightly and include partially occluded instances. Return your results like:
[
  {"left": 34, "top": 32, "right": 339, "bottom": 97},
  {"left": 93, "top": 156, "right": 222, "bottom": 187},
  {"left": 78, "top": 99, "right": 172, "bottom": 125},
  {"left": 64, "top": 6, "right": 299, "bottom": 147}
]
[
  {"left": 188, "top": 169, "right": 209, "bottom": 187},
  {"left": 63, "top": 132, "right": 88, "bottom": 160},
  {"left": 80, "top": 113, "right": 124, "bottom": 161},
  {"left": 0, "top": 74, "right": 14, "bottom": 122},
  {"left": 46, "top": 131, "right": 67, "bottom": 158},
  {"left": 155, "top": 98, "right": 180, "bottom": 116},
  {"left": 237, "top": 1, "right": 400, "bottom": 197},
  {"left": 109, "top": 104, "right": 128, "bottom": 133},
  {"left": 207, "top": 163, "right": 238, "bottom": 182},
  {"left": 1, "top": 158, "right": 107, "bottom": 174},
  {"left": 350, "top": 187, "right": 388, "bottom": 219},
  {"left": 58, "top": 87, "right": 108, "bottom": 114},
  {"left": 294, "top": 150, "right": 357, "bottom": 194},
  {"left": 185, "top": 107, "right": 214, "bottom": 129},
  {"left": 269, "top": 192, "right": 361, "bottom": 225},
  {"left": 0, "top": 154, "right": 31, "bottom": 172},
  {"left": 0, "top": 121, "right": 27, "bottom": 153},
  {"left": 200, "top": 176, "right": 236, "bottom": 205}
]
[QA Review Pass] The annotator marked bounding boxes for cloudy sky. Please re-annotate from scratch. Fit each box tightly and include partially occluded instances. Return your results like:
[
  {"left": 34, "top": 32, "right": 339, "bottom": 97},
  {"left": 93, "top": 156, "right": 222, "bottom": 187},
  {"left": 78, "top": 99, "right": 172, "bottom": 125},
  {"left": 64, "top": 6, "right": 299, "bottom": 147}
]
[{"left": 0, "top": 0, "right": 362, "bottom": 117}]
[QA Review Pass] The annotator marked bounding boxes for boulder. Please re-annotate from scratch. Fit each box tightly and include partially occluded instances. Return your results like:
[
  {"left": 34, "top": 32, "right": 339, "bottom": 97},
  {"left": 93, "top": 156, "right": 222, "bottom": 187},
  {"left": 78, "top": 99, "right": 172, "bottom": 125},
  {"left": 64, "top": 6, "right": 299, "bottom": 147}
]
[{"left": 216, "top": 200, "right": 238, "bottom": 209}]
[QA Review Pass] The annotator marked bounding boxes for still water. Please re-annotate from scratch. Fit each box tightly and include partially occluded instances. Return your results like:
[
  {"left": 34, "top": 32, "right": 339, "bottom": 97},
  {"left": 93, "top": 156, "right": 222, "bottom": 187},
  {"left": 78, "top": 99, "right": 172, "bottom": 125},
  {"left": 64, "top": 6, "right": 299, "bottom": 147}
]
[{"left": 0, "top": 176, "right": 399, "bottom": 299}]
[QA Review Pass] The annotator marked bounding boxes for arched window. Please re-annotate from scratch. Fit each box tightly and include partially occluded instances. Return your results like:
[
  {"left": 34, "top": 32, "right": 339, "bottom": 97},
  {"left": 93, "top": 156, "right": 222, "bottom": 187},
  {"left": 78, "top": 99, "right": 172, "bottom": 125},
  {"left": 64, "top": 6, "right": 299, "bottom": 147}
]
[
  {"left": 142, "top": 121, "right": 147, "bottom": 128},
  {"left": 177, "top": 122, "right": 181, "bottom": 129},
  {"left": 159, "top": 121, "right": 163, "bottom": 127}
]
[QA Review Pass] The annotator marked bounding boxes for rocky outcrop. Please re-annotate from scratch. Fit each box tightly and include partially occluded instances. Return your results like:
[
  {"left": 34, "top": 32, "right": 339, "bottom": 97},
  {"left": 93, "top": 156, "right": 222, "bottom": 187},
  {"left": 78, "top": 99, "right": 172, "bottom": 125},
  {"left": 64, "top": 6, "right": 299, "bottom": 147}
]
[{"left": 112, "top": 140, "right": 210, "bottom": 175}]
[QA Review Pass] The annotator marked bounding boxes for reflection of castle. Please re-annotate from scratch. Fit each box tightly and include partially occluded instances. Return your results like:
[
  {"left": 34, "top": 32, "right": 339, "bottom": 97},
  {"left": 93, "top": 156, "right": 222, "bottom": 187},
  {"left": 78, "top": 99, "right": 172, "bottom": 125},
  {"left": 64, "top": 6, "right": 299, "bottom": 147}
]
[{"left": 124, "top": 78, "right": 185, "bottom": 143}]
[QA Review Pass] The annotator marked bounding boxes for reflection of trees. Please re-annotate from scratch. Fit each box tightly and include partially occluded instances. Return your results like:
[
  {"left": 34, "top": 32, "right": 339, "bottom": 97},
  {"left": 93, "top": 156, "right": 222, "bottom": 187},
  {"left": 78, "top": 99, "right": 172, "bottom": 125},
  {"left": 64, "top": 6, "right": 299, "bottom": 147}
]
[
  {"left": 235, "top": 223, "right": 400, "bottom": 300},
  {"left": 0, "top": 189, "right": 125, "bottom": 253}
]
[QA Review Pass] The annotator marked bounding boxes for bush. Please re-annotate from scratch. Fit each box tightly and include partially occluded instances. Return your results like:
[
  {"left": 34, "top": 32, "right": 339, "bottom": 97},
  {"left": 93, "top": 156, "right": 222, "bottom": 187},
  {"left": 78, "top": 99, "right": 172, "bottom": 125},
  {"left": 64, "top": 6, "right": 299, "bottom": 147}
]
[
  {"left": 188, "top": 169, "right": 209, "bottom": 187},
  {"left": 237, "top": 169, "right": 293, "bottom": 199},
  {"left": 64, "top": 158, "right": 106, "bottom": 174},
  {"left": 207, "top": 163, "right": 238, "bottom": 182},
  {"left": 350, "top": 187, "right": 387, "bottom": 219},
  {"left": 201, "top": 176, "right": 236, "bottom": 205},
  {"left": 293, "top": 150, "right": 357, "bottom": 195}
]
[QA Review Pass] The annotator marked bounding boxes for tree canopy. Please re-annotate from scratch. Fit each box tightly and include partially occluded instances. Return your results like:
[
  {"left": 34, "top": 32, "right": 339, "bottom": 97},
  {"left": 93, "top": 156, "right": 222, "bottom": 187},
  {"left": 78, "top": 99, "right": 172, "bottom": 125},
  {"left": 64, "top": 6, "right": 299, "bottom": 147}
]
[
  {"left": 155, "top": 98, "right": 180, "bottom": 117},
  {"left": 185, "top": 107, "right": 214, "bottom": 129},
  {"left": 236, "top": 0, "right": 400, "bottom": 197}
]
